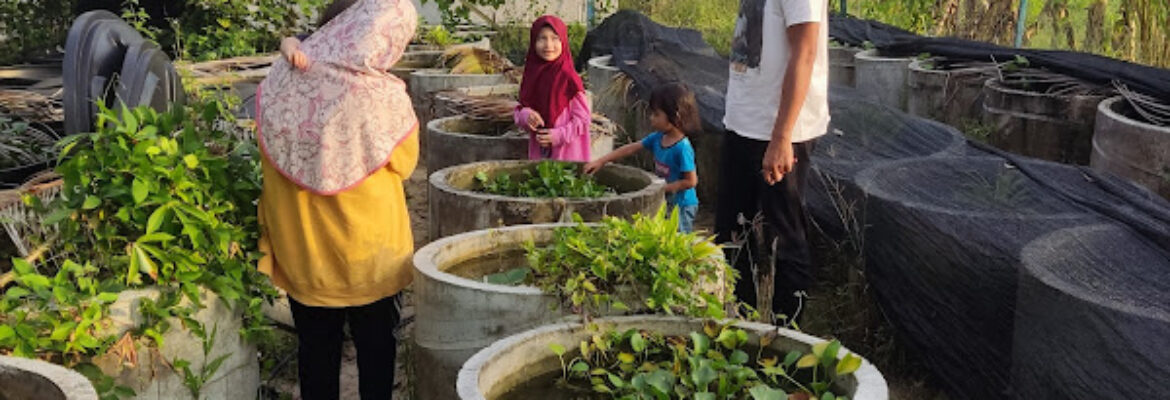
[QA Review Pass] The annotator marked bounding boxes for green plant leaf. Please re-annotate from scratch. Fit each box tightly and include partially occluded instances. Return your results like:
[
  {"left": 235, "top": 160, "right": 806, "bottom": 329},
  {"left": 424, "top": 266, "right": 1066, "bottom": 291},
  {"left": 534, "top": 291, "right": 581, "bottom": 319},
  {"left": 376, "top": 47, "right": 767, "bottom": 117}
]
[
  {"left": 695, "top": 393, "right": 716, "bottom": 400},
  {"left": 571, "top": 361, "right": 589, "bottom": 373},
  {"left": 50, "top": 322, "right": 77, "bottom": 341},
  {"left": 730, "top": 349, "right": 750, "bottom": 365},
  {"left": 0, "top": 325, "right": 15, "bottom": 342},
  {"left": 82, "top": 196, "right": 101, "bottom": 210},
  {"left": 184, "top": 154, "right": 200, "bottom": 169},
  {"left": 835, "top": 353, "right": 863, "bottom": 376},
  {"left": 11, "top": 258, "right": 32, "bottom": 275},
  {"left": 691, "top": 332, "right": 710, "bottom": 355},
  {"left": 630, "top": 332, "right": 646, "bottom": 353},
  {"left": 42, "top": 208, "right": 72, "bottom": 225},
  {"left": 797, "top": 354, "right": 819, "bottom": 369},
  {"left": 549, "top": 343, "right": 566, "bottom": 357},
  {"left": 132, "top": 178, "right": 149, "bottom": 204},
  {"left": 482, "top": 267, "right": 529, "bottom": 285},
  {"left": 618, "top": 352, "right": 636, "bottom": 364},
  {"left": 749, "top": 386, "right": 785, "bottom": 400},
  {"left": 645, "top": 369, "right": 674, "bottom": 395},
  {"left": 715, "top": 328, "right": 738, "bottom": 349},
  {"left": 138, "top": 232, "right": 175, "bottom": 243},
  {"left": 691, "top": 362, "right": 717, "bottom": 390},
  {"left": 146, "top": 204, "right": 171, "bottom": 235}
]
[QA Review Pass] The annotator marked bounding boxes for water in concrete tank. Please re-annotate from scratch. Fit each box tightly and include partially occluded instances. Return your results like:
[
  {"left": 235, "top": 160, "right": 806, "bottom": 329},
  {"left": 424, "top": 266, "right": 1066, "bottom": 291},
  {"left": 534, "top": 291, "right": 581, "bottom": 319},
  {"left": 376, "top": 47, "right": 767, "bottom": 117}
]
[{"left": 448, "top": 249, "right": 531, "bottom": 285}]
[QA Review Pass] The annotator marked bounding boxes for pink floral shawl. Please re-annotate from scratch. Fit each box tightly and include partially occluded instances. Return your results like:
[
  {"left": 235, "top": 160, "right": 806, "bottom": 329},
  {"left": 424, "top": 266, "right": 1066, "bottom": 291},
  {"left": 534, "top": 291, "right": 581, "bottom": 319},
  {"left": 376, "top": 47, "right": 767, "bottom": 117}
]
[{"left": 257, "top": 0, "right": 418, "bottom": 195}]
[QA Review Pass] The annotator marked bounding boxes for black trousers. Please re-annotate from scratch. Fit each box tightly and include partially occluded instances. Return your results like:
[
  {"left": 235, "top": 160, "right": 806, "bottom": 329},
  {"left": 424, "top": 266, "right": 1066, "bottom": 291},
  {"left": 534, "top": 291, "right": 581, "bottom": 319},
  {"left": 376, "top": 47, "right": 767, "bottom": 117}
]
[
  {"left": 290, "top": 296, "right": 400, "bottom": 400},
  {"left": 714, "top": 131, "right": 816, "bottom": 323}
]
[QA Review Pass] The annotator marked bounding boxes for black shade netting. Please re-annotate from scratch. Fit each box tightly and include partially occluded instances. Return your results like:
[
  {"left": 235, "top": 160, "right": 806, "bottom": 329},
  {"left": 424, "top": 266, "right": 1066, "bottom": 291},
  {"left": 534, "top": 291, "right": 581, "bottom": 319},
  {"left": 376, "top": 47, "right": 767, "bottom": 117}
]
[
  {"left": 806, "top": 86, "right": 965, "bottom": 238},
  {"left": 1014, "top": 224, "right": 1170, "bottom": 399},
  {"left": 829, "top": 15, "right": 1170, "bottom": 101},
  {"left": 856, "top": 156, "right": 1110, "bottom": 399},
  {"left": 576, "top": 10, "right": 718, "bottom": 72}
]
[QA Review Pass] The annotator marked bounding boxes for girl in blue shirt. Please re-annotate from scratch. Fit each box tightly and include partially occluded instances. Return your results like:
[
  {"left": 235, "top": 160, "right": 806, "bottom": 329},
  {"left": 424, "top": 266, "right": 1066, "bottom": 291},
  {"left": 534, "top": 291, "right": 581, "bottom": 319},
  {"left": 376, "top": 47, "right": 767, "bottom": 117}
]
[{"left": 586, "top": 83, "right": 702, "bottom": 232}]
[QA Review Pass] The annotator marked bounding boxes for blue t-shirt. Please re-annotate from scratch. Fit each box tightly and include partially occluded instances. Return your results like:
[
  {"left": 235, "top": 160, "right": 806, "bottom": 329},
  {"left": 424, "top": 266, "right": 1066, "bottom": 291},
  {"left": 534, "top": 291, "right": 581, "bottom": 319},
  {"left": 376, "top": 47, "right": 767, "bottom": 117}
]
[{"left": 641, "top": 132, "right": 699, "bottom": 206}]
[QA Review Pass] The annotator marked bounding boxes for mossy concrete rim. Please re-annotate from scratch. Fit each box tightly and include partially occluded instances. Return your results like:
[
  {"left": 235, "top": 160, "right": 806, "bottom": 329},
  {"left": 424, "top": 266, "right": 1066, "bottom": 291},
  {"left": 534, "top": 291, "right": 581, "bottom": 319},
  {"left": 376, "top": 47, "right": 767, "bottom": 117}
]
[
  {"left": 1097, "top": 96, "right": 1170, "bottom": 135},
  {"left": 412, "top": 222, "right": 579, "bottom": 297},
  {"left": 429, "top": 159, "right": 666, "bottom": 207},
  {"left": 456, "top": 315, "right": 889, "bottom": 400}
]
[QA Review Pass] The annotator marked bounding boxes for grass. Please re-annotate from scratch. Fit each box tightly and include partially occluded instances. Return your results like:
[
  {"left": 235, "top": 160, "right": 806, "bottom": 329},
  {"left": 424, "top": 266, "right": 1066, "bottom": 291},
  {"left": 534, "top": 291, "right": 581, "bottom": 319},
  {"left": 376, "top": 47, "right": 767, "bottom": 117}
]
[
  {"left": 618, "top": 0, "right": 737, "bottom": 56},
  {"left": 832, "top": 0, "right": 1170, "bottom": 68}
]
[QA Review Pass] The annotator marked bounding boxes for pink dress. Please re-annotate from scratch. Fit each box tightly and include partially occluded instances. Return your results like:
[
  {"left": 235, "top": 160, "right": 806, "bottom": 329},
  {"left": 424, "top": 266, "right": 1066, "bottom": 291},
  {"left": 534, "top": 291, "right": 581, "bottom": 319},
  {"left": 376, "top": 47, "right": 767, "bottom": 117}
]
[{"left": 514, "top": 91, "right": 592, "bottom": 162}]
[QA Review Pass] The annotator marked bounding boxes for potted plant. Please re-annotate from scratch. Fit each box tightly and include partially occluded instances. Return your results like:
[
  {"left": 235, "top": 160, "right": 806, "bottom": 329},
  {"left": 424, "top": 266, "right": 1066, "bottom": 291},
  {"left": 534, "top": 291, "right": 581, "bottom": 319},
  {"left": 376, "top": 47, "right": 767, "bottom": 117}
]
[
  {"left": 412, "top": 207, "right": 734, "bottom": 399},
  {"left": 0, "top": 96, "right": 275, "bottom": 399},
  {"left": 458, "top": 316, "right": 888, "bottom": 400}
]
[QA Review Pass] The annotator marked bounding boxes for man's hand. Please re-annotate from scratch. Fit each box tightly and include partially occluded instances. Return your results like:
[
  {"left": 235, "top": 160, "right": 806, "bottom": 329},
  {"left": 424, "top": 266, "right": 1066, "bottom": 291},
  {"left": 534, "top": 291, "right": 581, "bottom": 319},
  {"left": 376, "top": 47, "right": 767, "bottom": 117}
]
[
  {"left": 280, "top": 37, "right": 310, "bottom": 71},
  {"left": 762, "top": 140, "right": 795, "bottom": 185}
]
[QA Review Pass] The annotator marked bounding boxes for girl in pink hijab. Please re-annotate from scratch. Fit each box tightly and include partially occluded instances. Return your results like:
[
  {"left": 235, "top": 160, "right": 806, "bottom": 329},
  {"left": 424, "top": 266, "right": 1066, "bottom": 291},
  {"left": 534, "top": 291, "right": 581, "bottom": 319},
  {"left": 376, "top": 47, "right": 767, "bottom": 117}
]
[{"left": 514, "top": 15, "right": 593, "bottom": 161}]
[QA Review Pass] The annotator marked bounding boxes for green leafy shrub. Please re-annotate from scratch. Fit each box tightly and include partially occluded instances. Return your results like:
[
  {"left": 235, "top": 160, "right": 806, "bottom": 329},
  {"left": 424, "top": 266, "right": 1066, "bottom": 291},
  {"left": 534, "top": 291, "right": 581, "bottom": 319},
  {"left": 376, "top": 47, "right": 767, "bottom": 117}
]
[
  {"left": 166, "top": 0, "right": 329, "bottom": 61},
  {"left": 551, "top": 321, "right": 863, "bottom": 399},
  {"left": 0, "top": 0, "right": 74, "bottom": 65},
  {"left": 524, "top": 207, "right": 734, "bottom": 319},
  {"left": 491, "top": 22, "right": 587, "bottom": 66},
  {"left": 475, "top": 161, "right": 611, "bottom": 198},
  {"left": 1, "top": 95, "right": 274, "bottom": 399}
]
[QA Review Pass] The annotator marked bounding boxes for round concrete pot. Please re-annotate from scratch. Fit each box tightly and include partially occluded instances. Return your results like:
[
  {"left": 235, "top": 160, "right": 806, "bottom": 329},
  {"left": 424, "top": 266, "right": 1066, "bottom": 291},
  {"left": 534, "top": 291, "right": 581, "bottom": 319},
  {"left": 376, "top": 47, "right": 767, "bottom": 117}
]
[
  {"left": 1014, "top": 224, "right": 1170, "bottom": 399},
  {"left": 410, "top": 68, "right": 511, "bottom": 143},
  {"left": 432, "top": 83, "right": 520, "bottom": 120},
  {"left": 829, "top": 45, "right": 860, "bottom": 87},
  {"left": 982, "top": 78, "right": 1107, "bottom": 165},
  {"left": 856, "top": 156, "right": 1102, "bottom": 399},
  {"left": 390, "top": 50, "right": 443, "bottom": 85},
  {"left": 93, "top": 288, "right": 259, "bottom": 400},
  {"left": 423, "top": 115, "right": 528, "bottom": 173},
  {"left": 457, "top": 315, "right": 889, "bottom": 400},
  {"left": 424, "top": 114, "right": 616, "bottom": 173},
  {"left": 853, "top": 49, "right": 912, "bottom": 110},
  {"left": 427, "top": 159, "right": 665, "bottom": 240},
  {"left": 1090, "top": 96, "right": 1170, "bottom": 199},
  {"left": 906, "top": 58, "right": 993, "bottom": 128},
  {"left": 0, "top": 355, "right": 98, "bottom": 400},
  {"left": 407, "top": 37, "right": 492, "bottom": 53},
  {"left": 410, "top": 223, "right": 573, "bottom": 400},
  {"left": 430, "top": 84, "right": 613, "bottom": 164}
]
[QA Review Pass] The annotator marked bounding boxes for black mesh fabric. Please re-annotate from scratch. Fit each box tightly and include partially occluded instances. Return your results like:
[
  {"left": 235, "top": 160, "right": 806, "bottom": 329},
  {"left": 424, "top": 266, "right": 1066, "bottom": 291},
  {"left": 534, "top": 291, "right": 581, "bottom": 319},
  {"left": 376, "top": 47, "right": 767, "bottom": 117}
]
[
  {"left": 829, "top": 15, "right": 1170, "bottom": 101},
  {"left": 808, "top": 86, "right": 965, "bottom": 238},
  {"left": 856, "top": 157, "right": 1105, "bottom": 399},
  {"left": 576, "top": 10, "right": 717, "bottom": 72},
  {"left": 1015, "top": 224, "right": 1170, "bottom": 399}
]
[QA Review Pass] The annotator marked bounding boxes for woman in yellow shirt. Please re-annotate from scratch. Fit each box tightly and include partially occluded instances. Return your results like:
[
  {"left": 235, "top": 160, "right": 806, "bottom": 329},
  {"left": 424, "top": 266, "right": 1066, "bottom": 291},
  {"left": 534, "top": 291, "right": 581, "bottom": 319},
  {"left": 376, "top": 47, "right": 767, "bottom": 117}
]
[{"left": 255, "top": 0, "right": 419, "bottom": 398}]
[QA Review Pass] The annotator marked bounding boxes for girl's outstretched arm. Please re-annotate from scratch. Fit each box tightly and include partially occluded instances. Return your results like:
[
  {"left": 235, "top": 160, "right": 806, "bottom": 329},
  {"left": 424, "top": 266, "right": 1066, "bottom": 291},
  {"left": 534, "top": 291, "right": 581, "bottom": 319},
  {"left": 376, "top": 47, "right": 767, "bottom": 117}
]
[{"left": 584, "top": 142, "right": 642, "bottom": 174}]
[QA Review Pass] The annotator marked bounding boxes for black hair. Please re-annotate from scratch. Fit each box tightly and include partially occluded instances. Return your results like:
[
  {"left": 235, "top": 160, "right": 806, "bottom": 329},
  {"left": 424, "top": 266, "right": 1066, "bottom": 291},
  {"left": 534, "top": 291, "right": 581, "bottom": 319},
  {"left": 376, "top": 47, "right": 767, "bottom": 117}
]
[
  {"left": 317, "top": 0, "right": 359, "bottom": 27},
  {"left": 648, "top": 82, "right": 702, "bottom": 135}
]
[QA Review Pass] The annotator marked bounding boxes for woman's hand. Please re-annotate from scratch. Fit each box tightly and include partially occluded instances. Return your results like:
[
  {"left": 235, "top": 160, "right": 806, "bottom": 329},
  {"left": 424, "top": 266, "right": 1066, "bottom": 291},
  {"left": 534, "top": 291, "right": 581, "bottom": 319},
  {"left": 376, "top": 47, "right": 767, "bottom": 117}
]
[
  {"left": 525, "top": 109, "right": 545, "bottom": 132},
  {"left": 583, "top": 160, "right": 606, "bottom": 174},
  {"left": 280, "top": 37, "right": 310, "bottom": 71}
]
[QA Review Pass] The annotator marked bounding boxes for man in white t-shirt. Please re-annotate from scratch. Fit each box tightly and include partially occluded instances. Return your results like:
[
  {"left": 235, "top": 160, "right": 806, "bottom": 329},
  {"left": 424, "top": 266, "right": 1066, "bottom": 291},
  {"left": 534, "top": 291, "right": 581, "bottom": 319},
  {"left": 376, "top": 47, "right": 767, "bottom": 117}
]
[{"left": 716, "top": 0, "right": 829, "bottom": 325}]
